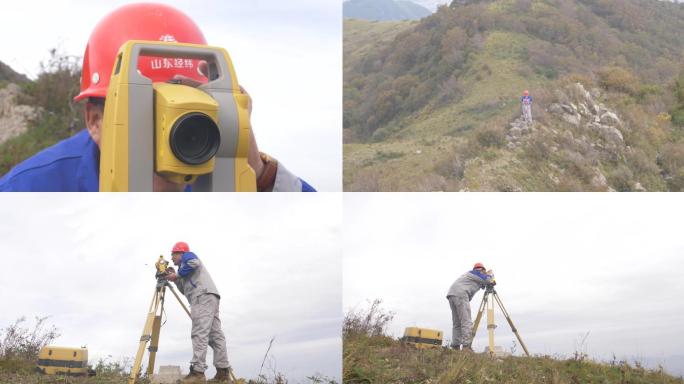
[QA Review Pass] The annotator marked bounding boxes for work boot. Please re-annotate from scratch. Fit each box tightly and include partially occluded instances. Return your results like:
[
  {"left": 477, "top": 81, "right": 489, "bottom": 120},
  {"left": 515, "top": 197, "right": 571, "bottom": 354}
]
[
  {"left": 450, "top": 344, "right": 461, "bottom": 350},
  {"left": 208, "top": 367, "right": 232, "bottom": 383},
  {"left": 461, "top": 345, "right": 474, "bottom": 353},
  {"left": 181, "top": 366, "right": 206, "bottom": 383}
]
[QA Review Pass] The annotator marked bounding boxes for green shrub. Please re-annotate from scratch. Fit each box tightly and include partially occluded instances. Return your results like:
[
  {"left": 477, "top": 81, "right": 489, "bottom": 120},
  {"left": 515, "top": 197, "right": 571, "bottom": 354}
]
[
  {"left": 343, "top": 299, "right": 394, "bottom": 339},
  {"left": 0, "top": 49, "right": 84, "bottom": 175},
  {"left": 607, "top": 165, "right": 634, "bottom": 191},
  {"left": 0, "top": 316, "right": 59, "bottom": 361},
  {"left": 659, "top": 142, "right": 684, "bottom": 191},
  {"left": 672, "top": 109, "right": 684, "bottom": 127},
  {"left": 374, "top": 150, "right": 404, "bottom": 161},
  {"left": 475, "top": 126, "right": 505, "bottom": 148},
  {"left": 597, "top": 67, "right": 641, "bottom": 96},
  {"left": 671, "top": 68, "right": 684, "bottom": 127}
]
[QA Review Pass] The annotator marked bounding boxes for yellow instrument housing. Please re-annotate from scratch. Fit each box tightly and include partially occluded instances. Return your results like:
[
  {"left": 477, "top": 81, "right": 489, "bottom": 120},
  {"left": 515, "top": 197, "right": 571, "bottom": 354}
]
[
  {"left": 153, "top": 82, "right": 218, "bottom": 184},
  {"left": 37, "top": 346, "right": 89, "bottom": 376},
  {"left": 99, "top": 40, "right": 256, "bottom": 191},
  {"left": 400, "top": 327, "right": 443, "bottom": 349}
]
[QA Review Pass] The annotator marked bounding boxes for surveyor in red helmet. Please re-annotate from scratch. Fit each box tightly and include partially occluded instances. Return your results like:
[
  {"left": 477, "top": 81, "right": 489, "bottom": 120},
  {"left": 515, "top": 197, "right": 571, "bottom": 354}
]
[
  {"left": 0, "top": 3, "right": 314, "bottom": 192},
  {"left": 163, "top": 241, "right": 231, "bottom": 383},
  {"left": 446, "top": 263, "right": 495, "bottom": 352},
  {"left": 521, "top": 90, "right": 533, "bottom": 123}
]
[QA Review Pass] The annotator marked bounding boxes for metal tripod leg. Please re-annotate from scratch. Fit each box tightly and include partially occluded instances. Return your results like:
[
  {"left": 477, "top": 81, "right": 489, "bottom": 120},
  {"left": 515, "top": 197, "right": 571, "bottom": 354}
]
[
  {"left": 128, "top": 287, "right": 163, "bottom": 384},
  {"left": 471, "top": 293, "right": 488, "bottom": 340},
  {"left": 486, "top": 294, "right": 495, "bottom": 355},
  {"left": 146, "top": 314, "right": 162, "bottom": 376},
  {"left": 492, "top": 292, "right": 530, "bottom": 356},
  {"left": 128, "top": 282, "right": 193, "bottom": 384},
  {"left": 471, "top": 287, "right": 530, "bottom": 357},
  {"left": 472, "top": 291, "right": 497, "bottom": 355}
]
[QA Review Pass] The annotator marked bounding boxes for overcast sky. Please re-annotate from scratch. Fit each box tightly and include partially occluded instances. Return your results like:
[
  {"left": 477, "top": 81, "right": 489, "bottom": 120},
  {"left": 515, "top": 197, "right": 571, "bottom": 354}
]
[
  {"left": 0, "top": 194, "right": 341, "bottom": 382},
  {"left": 0, "top": 0, "right": 341, "bottom": 191},
  {"left": 344, "top": 193, "right": 684, "bottom": 376}
]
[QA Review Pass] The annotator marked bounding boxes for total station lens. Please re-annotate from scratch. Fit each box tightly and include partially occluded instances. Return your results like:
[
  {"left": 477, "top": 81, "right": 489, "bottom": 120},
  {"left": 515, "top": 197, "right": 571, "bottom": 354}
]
[{"left": 169, "top": 112, "right": 221, "bottom": 165}]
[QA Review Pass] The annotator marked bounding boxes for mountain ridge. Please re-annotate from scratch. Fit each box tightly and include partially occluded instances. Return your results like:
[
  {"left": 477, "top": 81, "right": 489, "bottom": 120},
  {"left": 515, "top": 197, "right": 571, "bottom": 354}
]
[
  {"left": 344, "top": 0, "right": 684, "bottom": 191},
  {"left": 343, "top": 0, "right": 432, "bottom": 21},
  {"left": 0, "top": 61, "right": 29, "bottom": 86}
]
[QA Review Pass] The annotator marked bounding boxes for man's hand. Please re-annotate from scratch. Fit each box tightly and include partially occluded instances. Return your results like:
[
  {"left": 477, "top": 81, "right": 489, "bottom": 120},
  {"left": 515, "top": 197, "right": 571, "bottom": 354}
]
[{"left": 165, "top": 271, "right": 178, "bottom": 282}]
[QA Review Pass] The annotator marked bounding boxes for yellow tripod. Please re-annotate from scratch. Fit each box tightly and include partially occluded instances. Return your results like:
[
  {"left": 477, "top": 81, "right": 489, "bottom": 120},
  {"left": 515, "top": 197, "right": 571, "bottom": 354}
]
[
  {"left": 472, "top": 284, "right": 530, "bottom": 356},
  {"left": 128, "top": 272, "right": 191, "bottom": 384},
  {"left": 128, "top": 257, "right": 238, "bottom": 383}
]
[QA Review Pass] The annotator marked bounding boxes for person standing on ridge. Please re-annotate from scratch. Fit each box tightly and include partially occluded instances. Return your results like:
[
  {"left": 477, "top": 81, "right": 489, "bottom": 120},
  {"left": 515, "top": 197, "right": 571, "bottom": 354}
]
[{"left": 521, "top": 90, "right": 533, "bottom": 123}]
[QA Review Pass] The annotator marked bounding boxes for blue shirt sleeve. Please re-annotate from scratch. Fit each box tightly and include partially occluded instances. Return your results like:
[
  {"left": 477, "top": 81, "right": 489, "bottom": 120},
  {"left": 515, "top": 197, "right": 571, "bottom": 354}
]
[
  {"left": 178, "top": 252, "right": 199, "bottom": 277},
  {"left": 301, "top": 180, "right": 316, "bottom": 192},
  {"left": 469, "top": 269, "right": 492, "bottom": 282}
]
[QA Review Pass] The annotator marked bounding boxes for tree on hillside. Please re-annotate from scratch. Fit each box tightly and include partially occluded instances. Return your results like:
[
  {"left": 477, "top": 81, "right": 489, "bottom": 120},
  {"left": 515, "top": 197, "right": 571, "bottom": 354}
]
[{"left": 672, "top": 66, "right": 684, "bottom": 126}]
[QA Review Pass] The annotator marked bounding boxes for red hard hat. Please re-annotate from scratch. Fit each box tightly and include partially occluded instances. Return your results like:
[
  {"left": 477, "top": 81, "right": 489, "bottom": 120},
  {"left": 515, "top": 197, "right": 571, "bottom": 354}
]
[
  {"left": 172, "top": 241, "right": 190, "bottom": 253},
  {"left": 74, "top": 3, "right": 208, "bottom": 102},
  {"left": 473, "top": 262, "right": 485, "bottom": 270}
]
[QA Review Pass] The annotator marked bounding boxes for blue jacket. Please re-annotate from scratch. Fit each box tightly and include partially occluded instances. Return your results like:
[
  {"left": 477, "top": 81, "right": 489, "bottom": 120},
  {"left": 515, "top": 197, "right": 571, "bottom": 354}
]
[
  {"left": 447, "top": 269, "right": 494, "bottom": 300},
  {"left": 173, "top": 251, "right": 220, "bottom": 304},
  {"left": 0, "top": 129, "right": 315, "bottom": 192},
  {"left": 178, "top": 252, "right": 199, "bottom": 278},
  {"left": 521, "top": 95, "right": 533, "bottom": 105}
]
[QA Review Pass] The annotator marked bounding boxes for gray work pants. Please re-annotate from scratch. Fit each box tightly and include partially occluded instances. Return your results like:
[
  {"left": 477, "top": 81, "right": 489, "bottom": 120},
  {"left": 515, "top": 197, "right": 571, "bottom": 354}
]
[
  {"left": 190, "top": 293, "right": 230, "bottom": 373},
  {"left": 522, "top": 104, "right": 532, "bottom": 123},
  {"left": 447, "top": 294, "right": 473, "bottom": 347}
]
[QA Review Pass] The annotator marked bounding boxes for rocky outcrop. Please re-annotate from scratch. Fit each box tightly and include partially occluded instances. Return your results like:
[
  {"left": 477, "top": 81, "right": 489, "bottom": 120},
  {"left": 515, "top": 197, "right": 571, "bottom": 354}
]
[
  {"left": 547, "top": 83, "right": 624, "bottom": 147},
  {"left": 502, "top": 83, "right": 650, "bottom": 191},
  {"left": 505, "top": 117, "right": 534, "bottom": 149},
  {"left": 0, "top": 83, "right": 40, "bottom": 144}
]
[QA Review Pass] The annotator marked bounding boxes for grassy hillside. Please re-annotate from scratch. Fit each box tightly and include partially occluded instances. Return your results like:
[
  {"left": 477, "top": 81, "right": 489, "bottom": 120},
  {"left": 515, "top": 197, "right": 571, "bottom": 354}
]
[
  {"left": 0, "top": 359, "right": 336, "bottom": 384},
  {"left": 0, "top": 316, "right": 337, "bottom": 384},
  {"left": 0, "top": 358, "right": 138, "bottom": 384},
  {"left": 344, "top": 0, "right": 684, "bottom": 191},
  {"left": 344, "top": 335, "right": 684, "bottom": 384},
  {"left": 343, "top": 300, "right": 684, "bottom": 383}
]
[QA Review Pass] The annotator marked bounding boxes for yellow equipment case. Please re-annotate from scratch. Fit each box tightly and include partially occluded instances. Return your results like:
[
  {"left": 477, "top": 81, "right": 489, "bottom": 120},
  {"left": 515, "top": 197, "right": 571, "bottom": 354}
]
[
  {"left": 36, "top": 346, "right": 93, "bottom": 376},
  {"left": 400, "top": 327, "right": 443, "bottom": 349}
]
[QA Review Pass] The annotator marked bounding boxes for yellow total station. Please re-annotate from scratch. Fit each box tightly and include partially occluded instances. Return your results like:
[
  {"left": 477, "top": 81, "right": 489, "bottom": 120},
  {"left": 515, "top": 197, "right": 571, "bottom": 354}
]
[{"left": 99, "top": 40, "right": 256, "bottom": 191}]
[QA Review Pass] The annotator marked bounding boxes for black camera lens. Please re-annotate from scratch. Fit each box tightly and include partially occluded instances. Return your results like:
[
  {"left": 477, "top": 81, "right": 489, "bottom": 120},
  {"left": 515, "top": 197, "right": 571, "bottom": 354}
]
[{"left": 169, "top": 112, "right": 221, "bottom": 165}]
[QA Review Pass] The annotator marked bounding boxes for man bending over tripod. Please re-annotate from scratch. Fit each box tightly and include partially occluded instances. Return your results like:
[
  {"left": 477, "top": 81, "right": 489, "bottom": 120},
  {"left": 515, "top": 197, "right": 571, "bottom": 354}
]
[
  {"left": 164, "top": 241, "right": 232, "bottom": 383},
  {"left": 446, "top": 263, "right": 495, "bottom": 352}
]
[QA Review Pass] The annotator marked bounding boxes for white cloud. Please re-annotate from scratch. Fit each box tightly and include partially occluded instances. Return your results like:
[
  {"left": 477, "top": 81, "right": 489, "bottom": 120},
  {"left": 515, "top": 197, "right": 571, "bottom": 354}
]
[
  {"left": 344, "top": 193, "right": 684, "bottom": 375},
  {"left": 0, "top": 193, "right": 342, "bottom": 382},
  {"left": 0, "top": 0, "right": 341, "bottom": 191}
]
